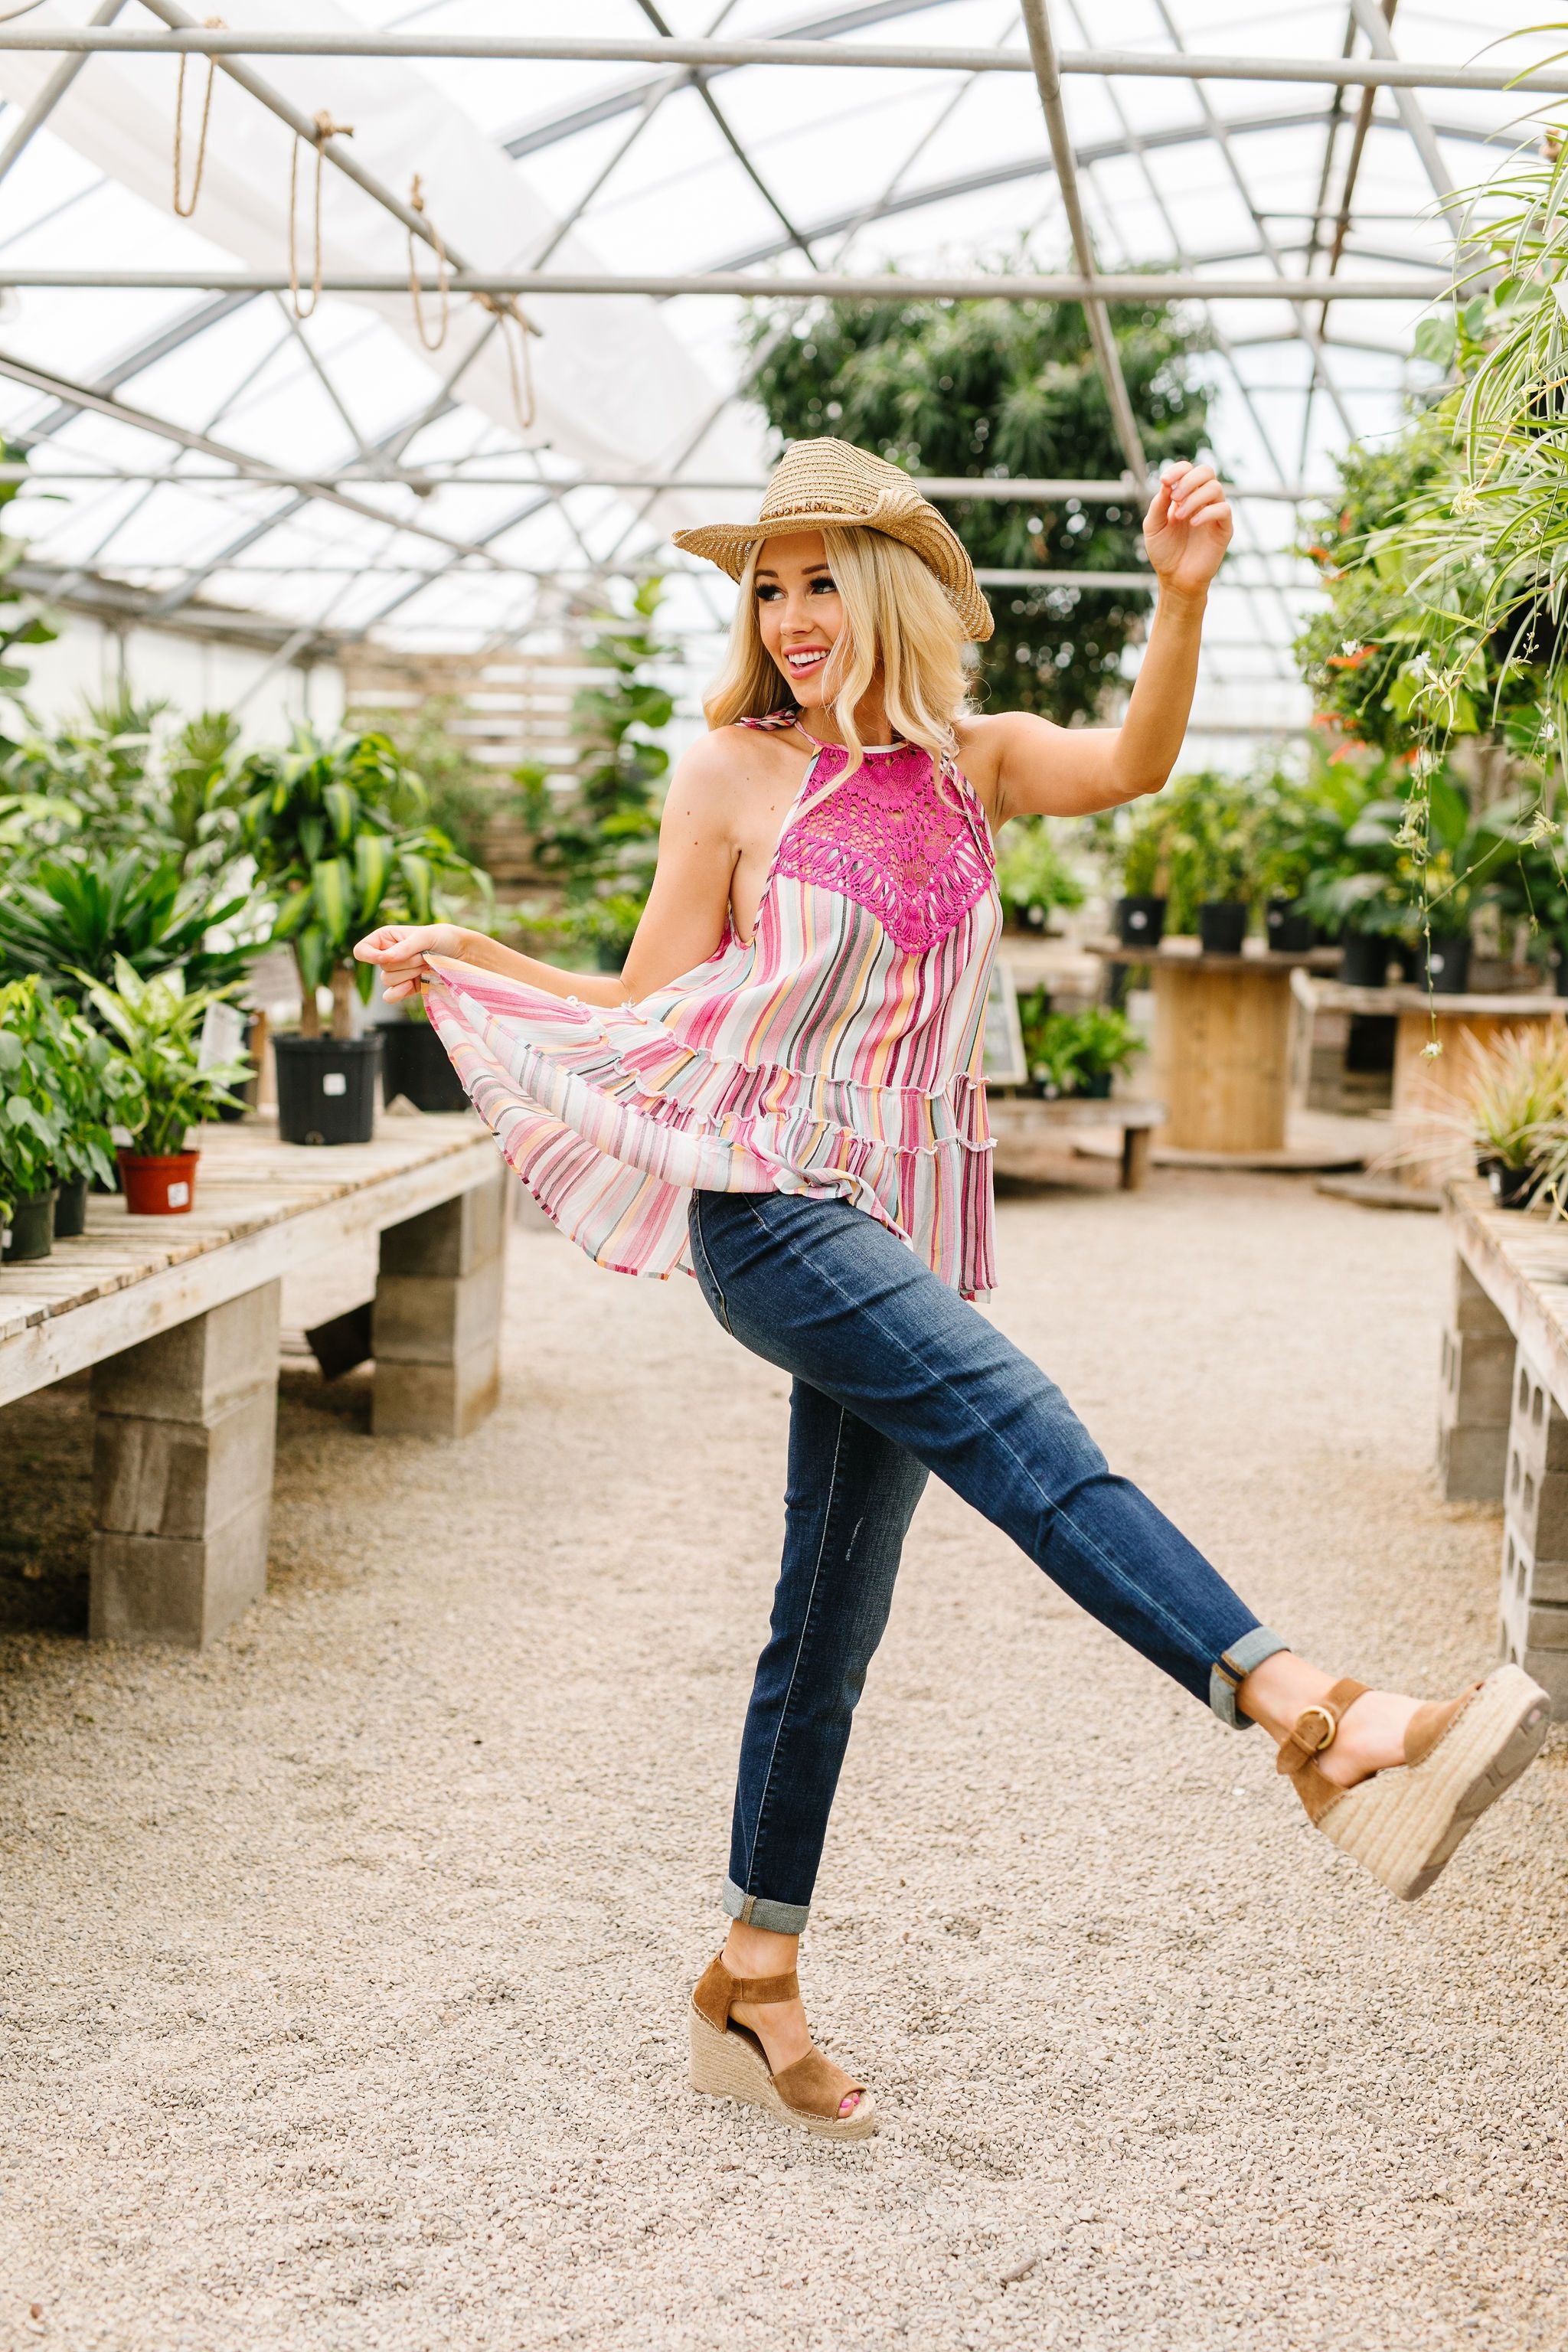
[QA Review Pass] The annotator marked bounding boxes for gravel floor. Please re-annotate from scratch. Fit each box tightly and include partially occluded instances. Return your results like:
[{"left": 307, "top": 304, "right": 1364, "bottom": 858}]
[{"left": 3, "top": 1166, "right": 1567, "bottom": 2352}]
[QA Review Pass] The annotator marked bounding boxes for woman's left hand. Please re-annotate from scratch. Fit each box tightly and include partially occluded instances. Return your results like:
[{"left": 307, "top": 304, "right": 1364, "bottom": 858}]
[{"left": 1142, "top": 460, "right": 1233, "bottom": 598}]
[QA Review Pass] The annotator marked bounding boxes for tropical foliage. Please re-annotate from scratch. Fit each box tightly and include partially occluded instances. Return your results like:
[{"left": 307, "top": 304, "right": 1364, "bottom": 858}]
[
  {"left": 746, "top": 279, "right": 1211, "bottom": 726},
  {"left": 0, "top": 850, "right": 261, "bottom": 998},
  {"left": 78, "top": 958, "right": 250, "bottom": 1157},
  {"left": 240, "top": 727, "right": 486, "bottom": 1037},
  {"left": 994, "top": 818, "right": 1086, "bottom": 933},
  {"left": 517, "top": 578, "right": 674, "bottom": 967}
]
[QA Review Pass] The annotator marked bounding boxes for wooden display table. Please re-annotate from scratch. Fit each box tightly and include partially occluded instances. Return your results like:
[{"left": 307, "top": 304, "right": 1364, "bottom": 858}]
[
  {"left": 0, "top": 1116, "right": 508, "bottom": 1648},
  {"left": 1441, "top": 1181, "right": 1568, "bottom": 1710},
  {"left": 1093, "top": 939, "right": 1326, "bottom": 1155},
  {"left": 987, "top": 1093, "right": 1165, "bottom": 1191},
  {"left": 1309, "top": 982, "right": 1565, "bottom": 1190}
]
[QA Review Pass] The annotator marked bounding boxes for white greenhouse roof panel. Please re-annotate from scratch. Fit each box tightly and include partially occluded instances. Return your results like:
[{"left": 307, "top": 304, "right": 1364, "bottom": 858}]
[{"left": 0, "top": 0, "right": 1550, "bottom": 681}]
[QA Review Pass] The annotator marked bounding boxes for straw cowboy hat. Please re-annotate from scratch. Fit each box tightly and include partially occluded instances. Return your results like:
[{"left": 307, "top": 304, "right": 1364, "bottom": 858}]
[{"left": 672, "top": 437, "right": 995, "bottom": 643}]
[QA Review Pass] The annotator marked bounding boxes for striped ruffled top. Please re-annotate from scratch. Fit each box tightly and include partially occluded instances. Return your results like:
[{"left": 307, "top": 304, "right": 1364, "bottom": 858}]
[{"left": 424, "top": 717, "right": 1003, "bottom": 1298}]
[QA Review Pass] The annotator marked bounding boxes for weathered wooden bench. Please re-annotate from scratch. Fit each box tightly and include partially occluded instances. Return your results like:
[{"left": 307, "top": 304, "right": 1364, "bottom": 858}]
[
  {"left": 0, "top": 1116, "right": 508, "bottom": 1649},
  {"left": 1439, "top": 1178, "right": 1568, "bottom": 1711},
  {"left": 987, "top": 1093, "right": 1165, "bottom": 1191}
]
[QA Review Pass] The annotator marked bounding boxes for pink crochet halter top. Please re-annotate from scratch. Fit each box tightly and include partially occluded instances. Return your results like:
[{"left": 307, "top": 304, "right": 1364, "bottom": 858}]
[{"left": 425, "top": 710, "right": 1003, "bottom": 1298}]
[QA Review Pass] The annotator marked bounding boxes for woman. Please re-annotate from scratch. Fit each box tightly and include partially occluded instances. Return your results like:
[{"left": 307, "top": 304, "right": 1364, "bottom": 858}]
[{"left": 356, "top": 439, "right": 1548, "bottom": 2143}]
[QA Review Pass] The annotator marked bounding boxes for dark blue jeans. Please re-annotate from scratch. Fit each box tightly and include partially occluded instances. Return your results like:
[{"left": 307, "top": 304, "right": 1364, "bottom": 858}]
[{"left": 688, "top": 1189, "right": 1285, "bottom": 1932}]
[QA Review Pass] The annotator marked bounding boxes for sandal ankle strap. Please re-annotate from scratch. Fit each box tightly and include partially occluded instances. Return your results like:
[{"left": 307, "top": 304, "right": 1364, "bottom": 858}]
[
  {"left": 692, "top": 1952, "right": 799, "bottom": 2033},
  {"left": 1276, "top": 1677, "right": 1367, "bottom": 1779}
]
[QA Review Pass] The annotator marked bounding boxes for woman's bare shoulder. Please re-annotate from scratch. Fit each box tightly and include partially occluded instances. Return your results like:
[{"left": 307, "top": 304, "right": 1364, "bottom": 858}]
[{"left": 665, "top": 724, "right": 806, "bottom": 841}]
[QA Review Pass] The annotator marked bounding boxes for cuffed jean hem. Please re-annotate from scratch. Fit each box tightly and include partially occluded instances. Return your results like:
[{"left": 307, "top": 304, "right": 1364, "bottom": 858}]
[
  {"left": 1209, "top": 1625, "right": 1290, "bottom": 1728},
  {"left": 723, "top": 1877, "right": 811, "bottom": 1935}
]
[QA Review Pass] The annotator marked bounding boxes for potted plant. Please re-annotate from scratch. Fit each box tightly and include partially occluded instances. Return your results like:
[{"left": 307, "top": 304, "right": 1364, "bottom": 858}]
[
  {"left": 379, "top": 991, "right": 470, "bottom": 1115},
  {"left": 240, "top": 729, "right": 486, "bottom": 1145},
  {"left": 1461, "top": 1027, "right": 1568, "bottom": 1210},
  {"left": 79, "top": 959, "right": 250, "bottom": 1214},
  {"left": 0, "top": 977, "right": 67, "bottom": 1261},
  {"left": 995, "top": 818, "right": 1087, "bottom": 936},
  {"left": 1024, "top": 1003, "right": 1145, "bottom": 1100},
  {"left": 1113, "top": 802, "right": 1171, "bottom": 949},
  {"left": 34, "top": 986, "right": 132, "bottom": 1234}
]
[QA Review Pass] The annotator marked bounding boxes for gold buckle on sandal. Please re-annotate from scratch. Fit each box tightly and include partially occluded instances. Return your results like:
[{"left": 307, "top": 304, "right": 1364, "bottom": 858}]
[{"left": 1294, "top": 1703, "right": 1338, "bottom": 1755}]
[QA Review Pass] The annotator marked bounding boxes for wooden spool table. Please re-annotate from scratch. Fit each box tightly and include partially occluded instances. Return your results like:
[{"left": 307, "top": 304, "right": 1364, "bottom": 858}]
[
  {"left": 1092, "top": 939, "right": 1334, "bottom": 1156},
  {"left": 1308, "top": 981, "right": 1566, "bottom": 1190},
  {"left": 0, "top": 1116, "right": 507, "bottom": 1649}
]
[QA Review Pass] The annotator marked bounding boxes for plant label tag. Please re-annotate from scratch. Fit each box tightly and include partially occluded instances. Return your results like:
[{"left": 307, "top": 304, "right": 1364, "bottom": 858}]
[
  {"left": 322, "top": 1073, "right": 348, "bottom": 1097},
  {"left": 199, "top": 1000, "right": 245, "bottom": 1070},
  {"left": 168, "top": 1182, "right": 190, "bottom": 1207}
]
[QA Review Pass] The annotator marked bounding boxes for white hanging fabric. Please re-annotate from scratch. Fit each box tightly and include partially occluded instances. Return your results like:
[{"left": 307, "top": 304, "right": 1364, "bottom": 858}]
[{"left": 0, "top": 0, "right": 766, "bottom": 516}]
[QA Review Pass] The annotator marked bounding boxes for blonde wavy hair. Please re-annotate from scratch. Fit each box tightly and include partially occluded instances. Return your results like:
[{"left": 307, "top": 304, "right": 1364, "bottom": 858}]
[{"left": 702, "top": 525, "right": 970, "bottom": 779}]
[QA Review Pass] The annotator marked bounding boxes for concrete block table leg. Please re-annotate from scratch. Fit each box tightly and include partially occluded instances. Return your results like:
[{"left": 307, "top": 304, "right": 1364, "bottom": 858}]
[
  {"left": 89, "top": 1280, "right": 281, "bottom": 1646},
  {"left": 372, "top": 1171, "right": 507, "bottom": 1439},
  {"left": 1120, "top": 1126, "right": 1152, "bottom": 1191},
  {"left": 1436, "top": 1257, "right": 1514, "bottom": 1502},
  {"left": 1499, "top": 1350, "right": 1568, "bottom": 1714}
]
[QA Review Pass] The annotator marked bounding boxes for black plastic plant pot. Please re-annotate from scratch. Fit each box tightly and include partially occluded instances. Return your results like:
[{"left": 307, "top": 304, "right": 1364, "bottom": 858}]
[
  {"left": 1265, "top": 898, "right": 1313, "bottom": 954},
  {"left": 1555, "top": 956, "right": 1568, "bottom": 1001},
  {"left": 1488, "top": 1160, "right": 1542, "bottom": 1211},
  {"left": 3, "top": 1187, "right": 56, "bottom": 1263},
  {"left": 273, "top": 1034, "right": 382, "bottom": 1146},
  {"left": 381, "top": 1019, "right": 469, "bottom": 1115},
  {"left": 1115, "top": 894, "right": 1166, "bottom": 949},
  {"left": 1421, "top": 935, "right": 1472, "bottom": 996},
  {"left": 1072, "top": 1072, "right": 1115, "bottom": 1100},
  {"left": 52, "top": 1173, "right": 88, "bottom": 1238},
  {"left": 1391, "top": 940, "right": 1423, "bottom": 984},
  {"left": 1197, "top": 901, "right": 1248, "bottom": 956},
  {"left": 1340, "top": 933, "right": 1389, "bottom": 988}
]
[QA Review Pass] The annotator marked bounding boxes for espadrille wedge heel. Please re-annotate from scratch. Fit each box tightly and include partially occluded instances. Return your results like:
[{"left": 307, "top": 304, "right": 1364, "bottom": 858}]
[
  {"left": 1277, "top": 1664, "right": 1550, "bottom": 1900},
  {"left": 688, "top": 1955, "right": 877, "bottom": 2140}
]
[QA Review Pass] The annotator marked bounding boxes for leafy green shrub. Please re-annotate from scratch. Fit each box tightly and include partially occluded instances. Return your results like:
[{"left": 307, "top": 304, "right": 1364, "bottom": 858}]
[
  {"left": 1018, "top": 995, "right": 1144, "bottom": 1099},
  {"left": 518, "top": 580, "right": 673, "bottom": 969},
  {"left": 746, "top": 276, "right": 1210, "bottom": 725},
  {"left": 78, "top": 959, "right": 250, "bottom": 1156},
  {"left": 240, "top": 728, "right": 487, "bottom": 1037},
  {"left": 995, "top": 819, "right": 1086, "bottom": 933},
  {"left": 0, "top": 978, "right": 67, "bottom": 1217},
  {"left": 1109, "top": 772, "right": 1263, "bottom": 931}
]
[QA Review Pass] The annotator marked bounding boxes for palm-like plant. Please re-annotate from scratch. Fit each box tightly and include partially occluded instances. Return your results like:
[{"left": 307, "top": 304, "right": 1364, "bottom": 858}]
[
  {"left": 0, "top": 851, "right": 260, "bottom": 998},
  {"left": 240, "top": 727, "right": 487, "bottom": 1038}
]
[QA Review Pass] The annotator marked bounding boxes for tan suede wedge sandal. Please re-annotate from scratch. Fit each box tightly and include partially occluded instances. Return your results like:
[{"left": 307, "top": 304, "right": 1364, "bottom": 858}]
[
  {"left": 1278, "top": 1664, "right": 1550, "bottom": 1900},
  {"left": 688, "top": 1955, "right": 877, "bottom": 2141}
]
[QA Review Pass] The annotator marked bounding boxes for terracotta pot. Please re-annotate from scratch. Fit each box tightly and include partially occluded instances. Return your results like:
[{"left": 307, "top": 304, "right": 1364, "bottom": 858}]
[{"left": 118, "top": 1148, "right": 200, "bottom": 1215}]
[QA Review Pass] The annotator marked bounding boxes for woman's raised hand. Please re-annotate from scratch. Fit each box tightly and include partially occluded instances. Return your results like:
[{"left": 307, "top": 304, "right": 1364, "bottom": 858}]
[
  {"left": 352, "top": 921, "right": 464, "bottom": 1001},
  {"left": 1142, "top": 460, "right": 1233, "bottom": 599}
]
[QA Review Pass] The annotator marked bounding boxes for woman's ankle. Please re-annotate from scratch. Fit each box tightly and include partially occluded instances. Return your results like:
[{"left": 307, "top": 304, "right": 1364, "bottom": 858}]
[{"left": 721, "top": 1919, "right": 799, "bottom": 1984}]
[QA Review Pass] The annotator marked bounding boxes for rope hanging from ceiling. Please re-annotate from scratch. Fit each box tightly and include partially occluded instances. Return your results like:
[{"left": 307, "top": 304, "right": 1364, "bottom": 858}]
[
  {"left": 289, "top": 108, "right": 354, "bottom": 319},
  {"left": 172, "top": 15, "right": 224, "bottom": 218}
]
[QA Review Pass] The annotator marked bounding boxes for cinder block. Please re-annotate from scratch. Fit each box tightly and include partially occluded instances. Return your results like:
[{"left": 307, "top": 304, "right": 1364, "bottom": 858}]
[
  {"left": 91, "top": 1282, "right": 281, "bottom": 1424},
  {"left": 89, "top": 1492, "right": 270, "bottom": 1647},
  {"left": 93, "top": 1390, "right": 276, "bottom": 1541},
  {"left": 1454, "top": 1258, "right": 1513, "bottom": 1338},
  {"left": 1440, "top": 1328, "right": 1516, "bottom": 1427},
  {"left": 372, "top": 1339, "right": 499, "bottom": 1440},
  {"left": 378, "top": 1174, "right": 504, "bottom": 1281},
  {"left": 1506, "top": 1355, "right": 1568, "bottom": 1478},
  {"left": 1437, "top": 1421, "right": 1510, "bottom": 1504},
  {"left": 371, "top": 1266, "right": 503, "bottom": 1364}
]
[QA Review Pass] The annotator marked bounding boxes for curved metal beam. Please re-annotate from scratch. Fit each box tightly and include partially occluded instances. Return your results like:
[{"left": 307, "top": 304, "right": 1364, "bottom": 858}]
[{"left": 702, "top": 112, "right": 1508, "bottom": 273}]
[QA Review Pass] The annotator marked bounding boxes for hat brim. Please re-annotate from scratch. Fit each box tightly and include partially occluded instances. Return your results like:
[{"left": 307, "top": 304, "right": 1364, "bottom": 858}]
[{"left": 671, "top": 512, "right": 995, "bottom": 644}]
